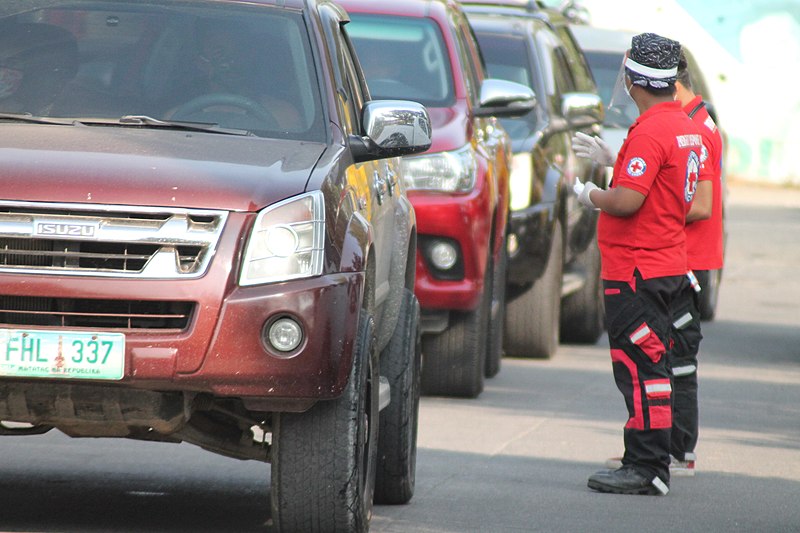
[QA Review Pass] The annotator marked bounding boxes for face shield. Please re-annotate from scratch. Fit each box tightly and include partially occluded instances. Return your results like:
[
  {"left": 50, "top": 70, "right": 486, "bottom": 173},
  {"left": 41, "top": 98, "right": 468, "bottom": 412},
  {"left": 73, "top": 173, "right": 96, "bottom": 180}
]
[{"left": 605, "top": 51, "right": 639, "bottom": 128}]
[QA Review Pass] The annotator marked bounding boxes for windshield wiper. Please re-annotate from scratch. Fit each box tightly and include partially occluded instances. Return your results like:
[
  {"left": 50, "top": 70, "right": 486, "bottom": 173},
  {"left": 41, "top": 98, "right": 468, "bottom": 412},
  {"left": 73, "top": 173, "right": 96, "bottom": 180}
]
[
  {"left": 113, "top": 115, "right": 253, "bottom": 136},
  {"left": 1, "top": 112, "right": 253, "bottom": 136},
  {"left": 0, "top": 112, "right": 76, "bottom": 125}
]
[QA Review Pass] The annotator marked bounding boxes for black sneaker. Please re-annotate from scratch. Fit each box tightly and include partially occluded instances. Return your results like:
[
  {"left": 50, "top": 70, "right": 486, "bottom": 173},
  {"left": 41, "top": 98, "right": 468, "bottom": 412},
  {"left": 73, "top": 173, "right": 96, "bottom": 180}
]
[{"left": 587, "top": 466, "right": 669, "bottom": 495}]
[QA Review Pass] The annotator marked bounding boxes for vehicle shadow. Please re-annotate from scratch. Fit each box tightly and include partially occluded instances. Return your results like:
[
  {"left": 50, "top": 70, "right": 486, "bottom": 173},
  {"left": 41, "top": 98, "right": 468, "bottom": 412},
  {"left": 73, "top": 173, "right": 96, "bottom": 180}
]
[
  {"left": 0, "top": 436, "right": 270, "bottom": 532},
  {"left": 371, "top": 448, "right": 800, "bottom": 533}
]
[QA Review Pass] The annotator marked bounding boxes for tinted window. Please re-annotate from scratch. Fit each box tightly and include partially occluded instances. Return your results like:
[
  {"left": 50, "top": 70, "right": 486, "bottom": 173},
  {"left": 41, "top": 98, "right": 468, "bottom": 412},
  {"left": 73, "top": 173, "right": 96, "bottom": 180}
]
[
  {"left": 476, "top": 33, "right": 533, "bottom": 88},
  {"left": 583, "top": 50, "right": 637, "bottom": 128},
  {"left": 0, "top": 2, "right": 324, "bottom": 140},
  {"left": 552, "top": 46, "right": 576, "bottom": 93},
  {"left": 347, "top": 14, "right": 455, "bottom": 107},
  {"left": 555, "top": 27, "right": 596, "bottom": 93},
  {"left": 473, "top": 31, "right": 538, "bottom": 140},
  {"left": 454, "top": 12, "right": 486, "bottom": 106}
]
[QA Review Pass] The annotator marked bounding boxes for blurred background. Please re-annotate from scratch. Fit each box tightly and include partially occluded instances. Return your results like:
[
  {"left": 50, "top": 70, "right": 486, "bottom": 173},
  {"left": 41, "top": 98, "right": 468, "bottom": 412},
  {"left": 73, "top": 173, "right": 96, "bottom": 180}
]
[{"left": 547, "top": 0, "right": 800, "bottom": 186}]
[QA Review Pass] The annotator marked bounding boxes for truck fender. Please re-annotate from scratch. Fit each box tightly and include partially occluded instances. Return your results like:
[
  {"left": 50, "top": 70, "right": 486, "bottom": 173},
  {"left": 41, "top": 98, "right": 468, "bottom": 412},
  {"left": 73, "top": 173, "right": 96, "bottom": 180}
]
[{"left": 375, "top": 196, "right": 416, "bottom": 351}]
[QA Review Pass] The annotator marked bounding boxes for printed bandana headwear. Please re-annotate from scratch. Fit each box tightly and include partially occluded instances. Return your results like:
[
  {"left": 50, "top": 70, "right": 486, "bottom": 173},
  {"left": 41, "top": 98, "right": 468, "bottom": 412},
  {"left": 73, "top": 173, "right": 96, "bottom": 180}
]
[{"left": 625, "top": 33, "right": 681, "bottom": 89}]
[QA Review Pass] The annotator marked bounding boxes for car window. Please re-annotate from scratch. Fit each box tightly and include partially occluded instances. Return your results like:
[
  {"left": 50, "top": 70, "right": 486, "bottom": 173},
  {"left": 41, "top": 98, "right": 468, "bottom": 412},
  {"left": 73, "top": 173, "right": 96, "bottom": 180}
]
[
  {"left": 473, "top": 31, "right": 539, "bottom": 140},
  {"left": 533, "top": 27, "right": 569, "bottom": 110},
  {"left": 454, "top": 12, "right": 486, "bottom": 107},
  {"left": 552, "top": 46, "right": 576, "bottom": 94},
  {"left": 0, "top": 2, "right": 324, "bottom": 140},
  {"left": 581, "top": 50, "right": 637, "bottom": 129},
  {"left": 347, "top": 14, "right": 455, "bottom": 107},
  {"left": 554, "top": 26, "right": 597, "bottom": 93},
  {"left": 335, "top": 23, "right": 366, "bottom": 135},
  {"left": 478, "top": 34, "right": 533, "bottom": 87}
]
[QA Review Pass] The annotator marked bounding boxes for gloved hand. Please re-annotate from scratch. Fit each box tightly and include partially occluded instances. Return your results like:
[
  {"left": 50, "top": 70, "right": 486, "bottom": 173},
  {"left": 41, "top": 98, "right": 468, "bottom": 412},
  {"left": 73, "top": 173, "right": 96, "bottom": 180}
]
[
  {"left": 573, "top": 179, "right": 599, "bottom": 209},
  {"left": 572, "top": 132, "right": 615, "bottom": 167}
]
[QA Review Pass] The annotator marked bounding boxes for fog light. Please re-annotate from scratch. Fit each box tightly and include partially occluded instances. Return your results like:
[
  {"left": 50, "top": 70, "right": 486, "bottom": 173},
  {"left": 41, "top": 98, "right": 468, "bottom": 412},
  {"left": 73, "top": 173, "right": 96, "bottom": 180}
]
[
  {"left": 266, "top": 317, "right": 303, "bottom": 354},
  {"left": 429, "top": 241, "right": 458, "bottom": 270},
  {"left": 507, "top": 233, "right": 519, "bottom": 256}
]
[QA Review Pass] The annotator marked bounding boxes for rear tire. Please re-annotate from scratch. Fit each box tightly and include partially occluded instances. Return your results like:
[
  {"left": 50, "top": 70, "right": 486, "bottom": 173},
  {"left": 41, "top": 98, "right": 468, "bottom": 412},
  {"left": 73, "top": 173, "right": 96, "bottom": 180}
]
[
  {"left": 560, "top": 239, "right": 604, "bottom": 344},
  {"left": 698, "top": 269, "right": 721, "bottom": 321},
  {"left": 503, "top": 221, "right": 563, "bottom": 359},
  {"left": 270, "top": 313, "right": 379, "bottom": 533},
  {"left": 421, "top": 262, "right": 490, "bottom": 398},
  {"left": 375, "top": 289, "right": 421, "bottom": 505}
]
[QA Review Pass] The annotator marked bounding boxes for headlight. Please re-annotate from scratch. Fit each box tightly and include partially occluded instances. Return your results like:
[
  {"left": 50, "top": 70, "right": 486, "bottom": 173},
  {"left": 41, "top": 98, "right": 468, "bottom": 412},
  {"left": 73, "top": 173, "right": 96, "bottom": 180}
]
[
  {"left": 239, "top": 191, "right": 324, "bottom": 286},
  {"left": 509, "top": 153, "right": 533, "bottom": 211},
  {"left": 400, "top": 144, "right": 477, "bottom": 192}
]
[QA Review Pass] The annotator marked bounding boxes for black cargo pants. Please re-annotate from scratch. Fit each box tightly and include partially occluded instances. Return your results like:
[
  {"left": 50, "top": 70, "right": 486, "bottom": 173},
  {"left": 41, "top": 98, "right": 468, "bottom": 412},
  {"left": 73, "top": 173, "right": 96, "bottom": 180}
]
[
  {"left": 603, "top": 269, "right": 689, "bottom": 485},
  {"left": 669, "top": 271, "right": 704, "bottom": 462}
]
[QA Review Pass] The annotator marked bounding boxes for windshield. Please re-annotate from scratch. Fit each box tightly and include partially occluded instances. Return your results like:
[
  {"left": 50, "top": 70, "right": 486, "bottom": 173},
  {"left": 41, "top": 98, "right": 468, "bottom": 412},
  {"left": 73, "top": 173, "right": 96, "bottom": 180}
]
[
  {"left": 0, "top": 2, "right": 324, "bottom": 140},
  {"left": 347, "top": 14, "right": 454, "bottom": 108},
  {"left": 473, "top": 31, "right": 538, "bottom": 140},
  {"left": 583, "top": 50, "right": 636, "bottom": 129}
]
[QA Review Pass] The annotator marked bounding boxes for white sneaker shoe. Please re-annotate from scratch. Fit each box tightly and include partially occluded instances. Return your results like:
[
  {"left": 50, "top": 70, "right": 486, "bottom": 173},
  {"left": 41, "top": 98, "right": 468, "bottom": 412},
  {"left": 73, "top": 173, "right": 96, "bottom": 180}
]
[{"left": 670, "top": 453, "right": 696, "bottom": 477}]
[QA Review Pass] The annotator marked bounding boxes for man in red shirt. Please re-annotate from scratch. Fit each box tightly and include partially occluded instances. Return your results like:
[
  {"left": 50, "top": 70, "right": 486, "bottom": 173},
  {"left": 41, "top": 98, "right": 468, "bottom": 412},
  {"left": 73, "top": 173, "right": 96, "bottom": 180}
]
[
  {"left": 667, "top": 51, "right": 725, "bottom": 476},
  {"left": 573, "top": 33, "right": 703, "bottom": 495}
]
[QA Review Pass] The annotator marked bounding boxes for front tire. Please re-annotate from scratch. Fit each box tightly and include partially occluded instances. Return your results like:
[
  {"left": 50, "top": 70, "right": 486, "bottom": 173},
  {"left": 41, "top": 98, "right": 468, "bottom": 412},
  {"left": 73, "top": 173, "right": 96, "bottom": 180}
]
[
  {"left": 560, "top": 239, "right": 604, "bottom": 344},
  {"left": 421, "top": 262, "right": 491, "bottom": 398},
  {"left": 270, "top": 313, "right": 379, "bottom": 533},
  {"left": 504, "top": 220, "right": 563, "bottom": 359},
  {"left": 375, "top": 289, "right": 421, "bottom": 505},
  {"left": 485, "top": 238, "right": 507, "bottom": 378},
  {"left": 698, "top": 269, "right": 722, "bottom": 321}
]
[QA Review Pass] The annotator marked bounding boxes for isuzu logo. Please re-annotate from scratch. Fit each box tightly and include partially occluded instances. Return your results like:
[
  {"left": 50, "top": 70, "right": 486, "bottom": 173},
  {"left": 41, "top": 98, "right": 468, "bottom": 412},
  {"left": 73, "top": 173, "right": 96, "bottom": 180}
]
[{"left": 34, "top": 221, "right": 98, "bottom": 238}]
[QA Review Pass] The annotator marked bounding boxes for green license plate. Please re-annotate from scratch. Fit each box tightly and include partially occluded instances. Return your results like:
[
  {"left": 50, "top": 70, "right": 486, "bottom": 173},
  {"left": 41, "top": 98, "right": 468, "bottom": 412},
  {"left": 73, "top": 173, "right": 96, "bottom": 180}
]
[{"left": 0, "top": 329, "right": 125, "bottom": 380}]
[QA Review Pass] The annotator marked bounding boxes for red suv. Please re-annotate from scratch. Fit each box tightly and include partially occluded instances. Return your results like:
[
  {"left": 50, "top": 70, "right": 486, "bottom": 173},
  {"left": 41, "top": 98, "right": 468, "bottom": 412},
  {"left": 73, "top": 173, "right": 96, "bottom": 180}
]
[
  {"left": 341, "top": 0, "right": 536, "bottom": 398},
  {"left": 0, "top": 1, "right": 432, "bottom": 530}
]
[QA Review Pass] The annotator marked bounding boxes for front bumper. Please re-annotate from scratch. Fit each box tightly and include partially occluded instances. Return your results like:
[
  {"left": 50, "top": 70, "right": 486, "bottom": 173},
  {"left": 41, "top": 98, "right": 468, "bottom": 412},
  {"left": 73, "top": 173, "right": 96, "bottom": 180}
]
[
  {"left": 506, "top": 202, "right": 555, "bottom": 286},
  {"left": 409, "top": 187, "right": 492, "bottom": 312},
  {"left": 0, "top": 270, "right": 365, "bottom": 402}
]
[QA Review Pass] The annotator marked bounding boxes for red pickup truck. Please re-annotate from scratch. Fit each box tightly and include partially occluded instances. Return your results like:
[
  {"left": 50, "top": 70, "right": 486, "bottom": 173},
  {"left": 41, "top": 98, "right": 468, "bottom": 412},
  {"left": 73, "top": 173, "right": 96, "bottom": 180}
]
[{"left": 342, "top": 0, "right": 536, "bottom": 398}]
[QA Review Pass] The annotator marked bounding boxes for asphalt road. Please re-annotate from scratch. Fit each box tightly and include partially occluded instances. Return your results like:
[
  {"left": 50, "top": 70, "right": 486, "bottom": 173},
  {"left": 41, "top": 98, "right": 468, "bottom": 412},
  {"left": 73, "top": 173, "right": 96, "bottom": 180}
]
[{"left": 1, "top": 182, "right": 798, "bottom": 533}]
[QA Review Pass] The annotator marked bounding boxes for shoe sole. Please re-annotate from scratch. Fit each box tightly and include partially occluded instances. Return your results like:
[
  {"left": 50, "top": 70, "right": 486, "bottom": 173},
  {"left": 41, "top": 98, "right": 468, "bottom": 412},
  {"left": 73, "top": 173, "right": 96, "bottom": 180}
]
[{"left": 587, "top": 479, "right": 662, "bottom": 495}]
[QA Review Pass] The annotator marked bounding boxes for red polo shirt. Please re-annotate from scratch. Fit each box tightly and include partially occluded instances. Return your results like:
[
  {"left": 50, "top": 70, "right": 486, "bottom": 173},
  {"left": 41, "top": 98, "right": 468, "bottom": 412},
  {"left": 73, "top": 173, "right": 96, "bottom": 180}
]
[
  {"left": 684, "top": 95, "right": 725, "bottom": 271},
  {"left": 598, "top": 101, "right": 704, "bottom": 281}
]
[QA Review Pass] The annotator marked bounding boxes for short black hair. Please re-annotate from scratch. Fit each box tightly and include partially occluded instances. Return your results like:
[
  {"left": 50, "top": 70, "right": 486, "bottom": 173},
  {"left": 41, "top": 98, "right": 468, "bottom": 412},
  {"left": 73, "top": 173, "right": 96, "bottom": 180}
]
[
  {"left": 640, "top": 84, "right": 677, "bottom": 98},
  {"left": 676, "top": 51, "right": 692, "bottom": 90}
]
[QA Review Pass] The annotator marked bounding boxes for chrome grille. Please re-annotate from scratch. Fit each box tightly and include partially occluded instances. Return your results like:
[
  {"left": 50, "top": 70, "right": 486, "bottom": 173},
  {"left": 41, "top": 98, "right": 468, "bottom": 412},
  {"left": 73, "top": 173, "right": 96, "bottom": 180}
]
[
  {"left": 0, "top": 296, "right": 194, "bottom": 330},
  {"left": 0, "top": 201, "right": 227, "bottom": 278}
]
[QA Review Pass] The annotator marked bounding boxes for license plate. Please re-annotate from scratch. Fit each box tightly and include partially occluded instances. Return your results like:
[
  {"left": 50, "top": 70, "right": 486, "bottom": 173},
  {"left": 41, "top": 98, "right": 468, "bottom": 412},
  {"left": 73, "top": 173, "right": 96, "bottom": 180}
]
[{"left": 0, "top": 329, "right": 125, "bottom": 380}]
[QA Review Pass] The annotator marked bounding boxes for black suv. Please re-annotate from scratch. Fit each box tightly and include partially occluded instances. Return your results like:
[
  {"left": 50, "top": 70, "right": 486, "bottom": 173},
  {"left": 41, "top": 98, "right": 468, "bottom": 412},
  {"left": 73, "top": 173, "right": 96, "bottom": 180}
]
[{"left": 464, "top": 1, "right": 606, "bottom": 358}]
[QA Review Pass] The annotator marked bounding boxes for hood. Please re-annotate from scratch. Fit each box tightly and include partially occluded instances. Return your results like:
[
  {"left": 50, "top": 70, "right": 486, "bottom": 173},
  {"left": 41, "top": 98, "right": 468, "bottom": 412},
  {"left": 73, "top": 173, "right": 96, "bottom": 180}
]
[
  {"left": 0, "top": 124, "right": 326, "bottom": 212},
  {"left": 425, "top": 105, "right": 470, "bottom": 154}
]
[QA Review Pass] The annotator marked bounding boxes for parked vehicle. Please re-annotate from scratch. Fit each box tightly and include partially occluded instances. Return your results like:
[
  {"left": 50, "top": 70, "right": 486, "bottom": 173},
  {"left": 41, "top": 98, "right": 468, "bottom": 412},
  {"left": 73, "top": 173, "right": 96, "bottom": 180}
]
[
  {"left": 340, "top": 0, "right": 536, "bottom": 397},
  {"left": 463, "top": 1, "right": 607, "bottom": 359},
  {"left": 570, "top": 24, "right": 727, "bottom": 320},
  {"left": 0, "top": 1, "right": 432, "bottom": 530}
]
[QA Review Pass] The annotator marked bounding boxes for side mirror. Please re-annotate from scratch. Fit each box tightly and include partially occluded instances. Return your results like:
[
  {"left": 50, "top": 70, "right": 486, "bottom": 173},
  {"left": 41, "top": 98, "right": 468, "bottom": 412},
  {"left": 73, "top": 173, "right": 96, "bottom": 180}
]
[
  {"left": 475, "top": 78, "right": 537, "bottom": 118},
  {"left": 562, "top": 92, "right": 604, "bottom": 125},
  {"left": 351, "top": 100, "right": 432, "bottom": 163}
]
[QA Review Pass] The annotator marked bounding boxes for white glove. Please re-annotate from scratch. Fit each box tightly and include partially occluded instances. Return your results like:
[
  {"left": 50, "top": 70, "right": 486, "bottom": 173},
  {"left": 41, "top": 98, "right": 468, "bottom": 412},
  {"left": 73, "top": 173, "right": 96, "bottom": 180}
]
[
  {"left": 573, "top": 179, "right": 599, "bottom": 209},
  {"left": 572, "top": 132, "right": 615, "bottom": 167}
]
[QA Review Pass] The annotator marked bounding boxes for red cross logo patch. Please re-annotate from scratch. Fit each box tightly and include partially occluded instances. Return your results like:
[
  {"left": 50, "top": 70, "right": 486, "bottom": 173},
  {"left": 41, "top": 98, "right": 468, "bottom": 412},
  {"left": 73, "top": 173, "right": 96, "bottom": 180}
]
[
  {"left": 626, "top": 157, "right": 646, "bottom": 177},
  {"left": 685, "top": 151, "right": 700, "bottom": 202}
]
